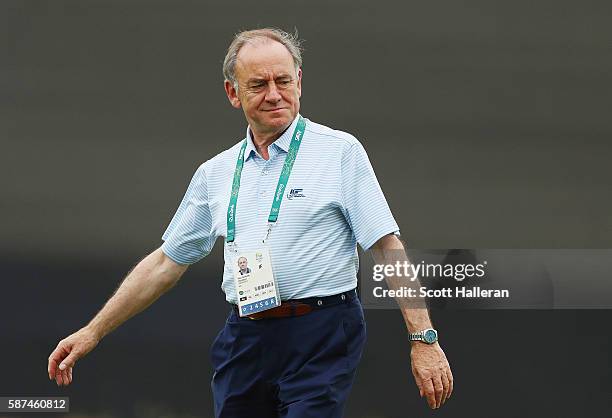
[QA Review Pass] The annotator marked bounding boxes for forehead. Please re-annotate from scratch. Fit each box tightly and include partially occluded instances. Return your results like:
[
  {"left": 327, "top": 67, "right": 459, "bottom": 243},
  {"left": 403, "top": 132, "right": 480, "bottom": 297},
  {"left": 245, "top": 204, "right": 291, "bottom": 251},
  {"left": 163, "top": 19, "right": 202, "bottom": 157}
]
[{"left": 235, "top": 39, "right": 295, "bottom": 80}]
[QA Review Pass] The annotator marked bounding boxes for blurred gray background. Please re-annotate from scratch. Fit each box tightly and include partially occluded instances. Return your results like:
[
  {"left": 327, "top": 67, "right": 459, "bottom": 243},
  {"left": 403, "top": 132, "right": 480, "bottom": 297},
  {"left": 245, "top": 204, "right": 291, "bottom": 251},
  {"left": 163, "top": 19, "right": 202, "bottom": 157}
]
[{"left": 1, "top": 0, "right": 611, "bottom": 417}]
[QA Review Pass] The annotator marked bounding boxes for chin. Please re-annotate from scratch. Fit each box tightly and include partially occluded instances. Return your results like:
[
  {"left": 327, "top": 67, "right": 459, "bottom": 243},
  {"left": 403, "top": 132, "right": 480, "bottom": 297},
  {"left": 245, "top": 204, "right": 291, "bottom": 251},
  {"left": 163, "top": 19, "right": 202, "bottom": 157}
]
[{"left": 265, "top": 114, "right": 292, "bottom": 127}]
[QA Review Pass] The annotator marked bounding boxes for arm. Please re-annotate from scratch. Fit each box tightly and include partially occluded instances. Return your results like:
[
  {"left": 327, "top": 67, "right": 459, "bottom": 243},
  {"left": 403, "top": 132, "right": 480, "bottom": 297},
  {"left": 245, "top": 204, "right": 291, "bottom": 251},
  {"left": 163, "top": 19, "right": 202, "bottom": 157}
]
[
  {"left": 371, "top": 234, "right": 454, "bottom": 409},
  {"left": 47, "top": 247, "right": 188, "bottom": 386}
]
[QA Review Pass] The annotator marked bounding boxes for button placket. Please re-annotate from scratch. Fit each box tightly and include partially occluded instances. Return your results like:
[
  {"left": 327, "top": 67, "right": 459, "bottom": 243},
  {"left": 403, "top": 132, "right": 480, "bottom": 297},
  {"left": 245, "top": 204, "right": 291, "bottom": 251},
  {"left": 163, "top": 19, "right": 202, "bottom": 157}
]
[{"left": 257, "top": 162, "right": 272, "bottom": 215}]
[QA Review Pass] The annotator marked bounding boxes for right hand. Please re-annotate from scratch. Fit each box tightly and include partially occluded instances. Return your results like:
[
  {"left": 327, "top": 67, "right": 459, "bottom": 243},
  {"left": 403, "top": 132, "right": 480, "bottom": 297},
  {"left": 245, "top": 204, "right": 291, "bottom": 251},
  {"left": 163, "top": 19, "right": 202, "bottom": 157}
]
[{"left": 48, "top": 327, "right": 100, "bottom": 386}]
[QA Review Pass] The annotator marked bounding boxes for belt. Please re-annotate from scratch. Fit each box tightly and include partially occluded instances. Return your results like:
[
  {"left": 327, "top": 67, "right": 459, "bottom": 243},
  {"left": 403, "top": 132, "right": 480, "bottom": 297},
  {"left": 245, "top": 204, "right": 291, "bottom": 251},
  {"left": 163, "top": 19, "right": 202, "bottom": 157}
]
[{"left": 233, "top": 289, "right": 357, "bottom": 320}]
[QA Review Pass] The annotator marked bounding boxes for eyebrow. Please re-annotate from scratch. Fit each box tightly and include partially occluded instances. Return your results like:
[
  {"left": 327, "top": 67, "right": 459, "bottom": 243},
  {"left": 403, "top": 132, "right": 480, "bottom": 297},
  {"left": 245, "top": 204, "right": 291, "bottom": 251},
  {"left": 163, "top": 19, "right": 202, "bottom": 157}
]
[{"left": 247, "top": 74, "right": 293, "bottom": 84}]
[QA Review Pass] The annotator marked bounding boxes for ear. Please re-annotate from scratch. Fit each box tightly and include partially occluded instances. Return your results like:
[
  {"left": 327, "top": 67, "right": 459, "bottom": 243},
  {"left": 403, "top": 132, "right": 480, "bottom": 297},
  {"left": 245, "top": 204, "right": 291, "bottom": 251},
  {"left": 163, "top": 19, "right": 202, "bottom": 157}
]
[
  {"left": 224, "top": 80, "right": 242, "bottom": 109},
  {"left": 296, "top": 68, "right": 302, "bottom": 98}
]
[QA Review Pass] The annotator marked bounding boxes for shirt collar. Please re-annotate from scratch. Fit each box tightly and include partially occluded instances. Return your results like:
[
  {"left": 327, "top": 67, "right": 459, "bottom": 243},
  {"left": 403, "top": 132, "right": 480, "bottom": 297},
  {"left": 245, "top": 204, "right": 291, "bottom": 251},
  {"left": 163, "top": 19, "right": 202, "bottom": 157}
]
[{"left": 244, "top": 114, "right": 301, "bottom": 161}]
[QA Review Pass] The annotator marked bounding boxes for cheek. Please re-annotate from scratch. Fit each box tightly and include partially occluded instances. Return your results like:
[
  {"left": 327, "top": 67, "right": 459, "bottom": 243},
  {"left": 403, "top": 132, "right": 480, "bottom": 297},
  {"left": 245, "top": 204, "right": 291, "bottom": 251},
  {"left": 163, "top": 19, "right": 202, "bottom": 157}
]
[
  {"left": 246, "top": 94, "right": 266, "bottom": 111},
  {"left": 282, "top": 90, "right": 299, "bottom": 104}
]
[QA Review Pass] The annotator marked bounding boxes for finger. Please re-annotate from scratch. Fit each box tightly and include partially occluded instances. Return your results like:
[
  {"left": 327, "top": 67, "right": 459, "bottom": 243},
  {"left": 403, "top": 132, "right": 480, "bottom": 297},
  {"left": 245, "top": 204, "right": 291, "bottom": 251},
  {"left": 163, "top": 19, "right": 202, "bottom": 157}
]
[
  {"left": 61, "top": 369, "right": 70, "bottom": 386},
  {"left": 433, "top": 375, "right": 444, "bottom": 409},
  {"left": 48, "top": 348, "right": 64, "bottom": 379},
  {"left": 414, "top": 374, "right": 424, "bottom": 397},
  {"left": 68, "top": 367, "right": 73, "bottom": 384},
  {"left": 440, "top": 370, "right": 451, "bottom": 405},
  {"left": 446, "top": 368, "right": 454, "bottom": 399},
  {"left": 48, "top": 356, "right": 58, "bottom": 380},
  {"left": 49, "top": 342, "right": 71, "bottom": 378},
  {"left": 58, "top": 370, "right": 65, "bottom": 386},
  {"left": 59, "top": 352, "right": 80, "bottom": 371},
  {"left": 422, "top": 378, "right": 436, "bottom": 409}
]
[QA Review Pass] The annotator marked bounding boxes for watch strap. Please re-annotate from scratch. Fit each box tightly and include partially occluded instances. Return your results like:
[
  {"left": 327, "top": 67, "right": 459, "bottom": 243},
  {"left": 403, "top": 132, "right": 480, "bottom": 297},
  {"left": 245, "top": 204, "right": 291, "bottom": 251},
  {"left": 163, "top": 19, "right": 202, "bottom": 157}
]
[{"left": 408, "top": 331, "right": 424, "bottom": 341}]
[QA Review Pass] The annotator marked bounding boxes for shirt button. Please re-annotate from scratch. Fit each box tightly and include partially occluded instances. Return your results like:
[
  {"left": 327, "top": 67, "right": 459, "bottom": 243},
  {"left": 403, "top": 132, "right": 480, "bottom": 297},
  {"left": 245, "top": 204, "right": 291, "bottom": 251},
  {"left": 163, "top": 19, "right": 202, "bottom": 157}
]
[{"left": 262, "top": 169, "right": 269, "bottom": 175}]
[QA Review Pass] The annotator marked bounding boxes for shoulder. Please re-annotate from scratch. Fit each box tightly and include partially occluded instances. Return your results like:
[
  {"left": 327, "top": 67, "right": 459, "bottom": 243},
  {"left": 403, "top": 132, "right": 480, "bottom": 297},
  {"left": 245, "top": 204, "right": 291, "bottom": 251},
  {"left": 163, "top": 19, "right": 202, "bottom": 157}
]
[
  {"left": 304, "top": 118, "right": 370, "bottom": 166},
  {"left": 304, "top": 118, "right": 363, "bottom": 149}
]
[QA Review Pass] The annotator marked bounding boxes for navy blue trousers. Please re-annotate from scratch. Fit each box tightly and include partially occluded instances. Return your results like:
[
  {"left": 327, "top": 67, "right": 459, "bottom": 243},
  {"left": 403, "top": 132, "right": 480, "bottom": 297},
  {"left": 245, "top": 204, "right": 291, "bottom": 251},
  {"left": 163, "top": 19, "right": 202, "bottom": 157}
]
[{"left": 210, "top": 294, "right": 366, "bottom": 418}]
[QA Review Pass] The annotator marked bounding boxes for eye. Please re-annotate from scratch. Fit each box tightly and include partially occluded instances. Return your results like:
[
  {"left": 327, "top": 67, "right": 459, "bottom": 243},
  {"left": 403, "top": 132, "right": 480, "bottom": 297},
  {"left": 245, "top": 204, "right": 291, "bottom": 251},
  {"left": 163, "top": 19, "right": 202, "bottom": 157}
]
[
  {"left": 249, "top": 82, "right": 266, "bottom": 91},
  {"left": 276, "top": 78, "right": 292, "bottom": 88}
]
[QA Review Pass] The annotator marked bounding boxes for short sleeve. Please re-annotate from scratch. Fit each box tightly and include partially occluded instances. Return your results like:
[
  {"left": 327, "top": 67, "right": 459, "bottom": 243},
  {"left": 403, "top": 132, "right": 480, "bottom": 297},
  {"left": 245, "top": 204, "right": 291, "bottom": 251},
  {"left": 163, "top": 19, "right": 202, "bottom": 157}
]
[
  {"left": 341, "top": 141, "right": 400, "bottom": 250},
  {"left": 161, "top": 165, "right": 216, "bottom": 264}
]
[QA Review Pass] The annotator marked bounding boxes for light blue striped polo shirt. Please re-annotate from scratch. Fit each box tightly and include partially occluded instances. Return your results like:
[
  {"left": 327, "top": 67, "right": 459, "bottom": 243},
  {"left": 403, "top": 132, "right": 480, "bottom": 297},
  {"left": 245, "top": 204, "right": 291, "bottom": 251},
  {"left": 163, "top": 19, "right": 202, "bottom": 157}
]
[{"left": 161, "top": 114, "right": 399, "bottom": 304}]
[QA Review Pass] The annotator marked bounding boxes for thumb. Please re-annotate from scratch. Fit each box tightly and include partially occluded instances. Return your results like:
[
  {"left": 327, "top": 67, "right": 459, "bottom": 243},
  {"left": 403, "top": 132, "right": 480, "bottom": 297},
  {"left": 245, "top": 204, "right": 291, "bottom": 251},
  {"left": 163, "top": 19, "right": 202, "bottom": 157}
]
[{"left": 59, "top": 352, "right": 79, "bottom": 371}]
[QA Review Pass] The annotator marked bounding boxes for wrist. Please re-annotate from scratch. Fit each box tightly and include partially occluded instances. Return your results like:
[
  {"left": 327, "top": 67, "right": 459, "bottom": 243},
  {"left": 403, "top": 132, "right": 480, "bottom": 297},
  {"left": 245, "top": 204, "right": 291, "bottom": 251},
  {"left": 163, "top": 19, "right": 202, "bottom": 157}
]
[
  {"left": 411, "top": 340, "right": 439, "bottom": 348},
  {"left": 84, "top": 323, "right": 104, "bottom": 342}
]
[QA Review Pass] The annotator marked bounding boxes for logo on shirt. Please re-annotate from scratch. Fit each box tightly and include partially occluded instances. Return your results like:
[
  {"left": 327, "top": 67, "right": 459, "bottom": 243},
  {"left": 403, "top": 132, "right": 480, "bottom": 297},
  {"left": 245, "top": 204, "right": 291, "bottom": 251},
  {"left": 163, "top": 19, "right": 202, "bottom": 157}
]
[{"left": 287, "top": 188, "right": 305, "bottom": 200}]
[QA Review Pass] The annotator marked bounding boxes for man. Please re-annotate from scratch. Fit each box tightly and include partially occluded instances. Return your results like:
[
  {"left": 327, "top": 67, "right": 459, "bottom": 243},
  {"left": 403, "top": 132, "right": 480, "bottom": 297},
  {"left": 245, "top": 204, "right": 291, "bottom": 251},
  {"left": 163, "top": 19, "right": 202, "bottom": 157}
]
[
  {"left": 237, "top": 256, "right": 251, "bottom": 275},
  {"left": 48, "top": 28, "right": 453, "bottom": 417}
]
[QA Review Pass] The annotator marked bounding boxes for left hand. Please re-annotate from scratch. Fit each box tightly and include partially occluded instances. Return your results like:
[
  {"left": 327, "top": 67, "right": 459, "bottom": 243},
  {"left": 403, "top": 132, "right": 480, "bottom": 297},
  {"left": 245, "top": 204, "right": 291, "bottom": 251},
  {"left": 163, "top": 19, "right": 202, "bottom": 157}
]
[{"left": 410, "top": 342, "right": 453, "bottom": 409}]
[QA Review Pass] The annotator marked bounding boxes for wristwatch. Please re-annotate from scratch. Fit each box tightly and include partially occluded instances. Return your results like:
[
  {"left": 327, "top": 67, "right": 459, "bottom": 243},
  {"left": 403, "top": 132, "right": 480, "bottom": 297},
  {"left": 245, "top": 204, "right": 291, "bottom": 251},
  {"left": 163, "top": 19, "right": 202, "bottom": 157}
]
[{"left": 408, "top": 328, "right": 438, "bottom": 344}]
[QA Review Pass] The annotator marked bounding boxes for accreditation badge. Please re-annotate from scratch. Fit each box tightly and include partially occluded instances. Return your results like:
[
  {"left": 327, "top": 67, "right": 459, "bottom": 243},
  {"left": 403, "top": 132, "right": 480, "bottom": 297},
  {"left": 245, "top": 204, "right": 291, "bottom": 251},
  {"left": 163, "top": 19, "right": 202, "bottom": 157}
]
[{"left": 233, "top": 248, "right": 281, "bottom": 316}]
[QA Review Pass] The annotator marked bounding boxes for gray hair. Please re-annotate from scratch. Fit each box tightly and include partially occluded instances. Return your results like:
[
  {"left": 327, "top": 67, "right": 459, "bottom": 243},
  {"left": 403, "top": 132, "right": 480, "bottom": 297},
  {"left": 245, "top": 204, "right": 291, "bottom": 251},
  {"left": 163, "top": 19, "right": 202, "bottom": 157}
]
[{"left": 223, "top": 28, "right": 303, "bottom": 90}]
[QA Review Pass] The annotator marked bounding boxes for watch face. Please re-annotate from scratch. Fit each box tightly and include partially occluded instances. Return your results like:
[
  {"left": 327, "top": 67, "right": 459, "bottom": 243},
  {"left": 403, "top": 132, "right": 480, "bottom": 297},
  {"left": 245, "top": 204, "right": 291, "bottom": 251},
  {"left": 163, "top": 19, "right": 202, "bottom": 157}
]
[{"left": 423, "top": 329, "right": 437, "bottom": 344}]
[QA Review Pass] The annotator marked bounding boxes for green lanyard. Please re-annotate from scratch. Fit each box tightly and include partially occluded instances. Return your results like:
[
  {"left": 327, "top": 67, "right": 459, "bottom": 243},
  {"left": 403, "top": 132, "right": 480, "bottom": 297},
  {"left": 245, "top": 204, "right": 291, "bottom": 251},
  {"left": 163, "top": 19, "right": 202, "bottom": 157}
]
[{"left": 226, "top": 116, "right": 306, "bottom": 244}]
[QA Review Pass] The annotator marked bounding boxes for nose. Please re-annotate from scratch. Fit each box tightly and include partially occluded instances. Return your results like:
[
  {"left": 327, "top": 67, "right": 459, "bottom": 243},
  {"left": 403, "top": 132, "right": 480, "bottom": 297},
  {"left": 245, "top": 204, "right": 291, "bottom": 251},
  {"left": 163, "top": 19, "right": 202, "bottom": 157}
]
[{"left": 265, "top": 81, "right": 282, "bottom": 103}]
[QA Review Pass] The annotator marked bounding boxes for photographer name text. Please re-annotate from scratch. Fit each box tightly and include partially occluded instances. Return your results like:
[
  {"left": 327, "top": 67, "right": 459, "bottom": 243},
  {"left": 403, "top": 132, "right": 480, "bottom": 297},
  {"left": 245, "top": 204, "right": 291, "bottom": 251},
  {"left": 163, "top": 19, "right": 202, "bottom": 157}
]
[{"left": 373, "top": 286, "right": 509, "bottom": 298}]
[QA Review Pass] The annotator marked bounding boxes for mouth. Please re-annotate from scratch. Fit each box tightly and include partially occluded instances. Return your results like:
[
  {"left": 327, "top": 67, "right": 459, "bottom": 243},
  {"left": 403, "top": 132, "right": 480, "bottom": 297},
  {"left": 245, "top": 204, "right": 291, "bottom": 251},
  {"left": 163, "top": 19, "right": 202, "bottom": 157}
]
[{"left": 263, "top": 108, "right": 286, "bottom": 112}]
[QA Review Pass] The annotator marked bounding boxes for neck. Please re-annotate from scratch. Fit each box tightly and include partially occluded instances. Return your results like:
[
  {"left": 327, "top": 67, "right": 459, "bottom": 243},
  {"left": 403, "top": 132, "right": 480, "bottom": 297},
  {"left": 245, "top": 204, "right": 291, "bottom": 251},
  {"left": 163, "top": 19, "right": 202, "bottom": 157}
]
[{"left": 250, "top": 122, "right": 292, "bottom": 160}]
